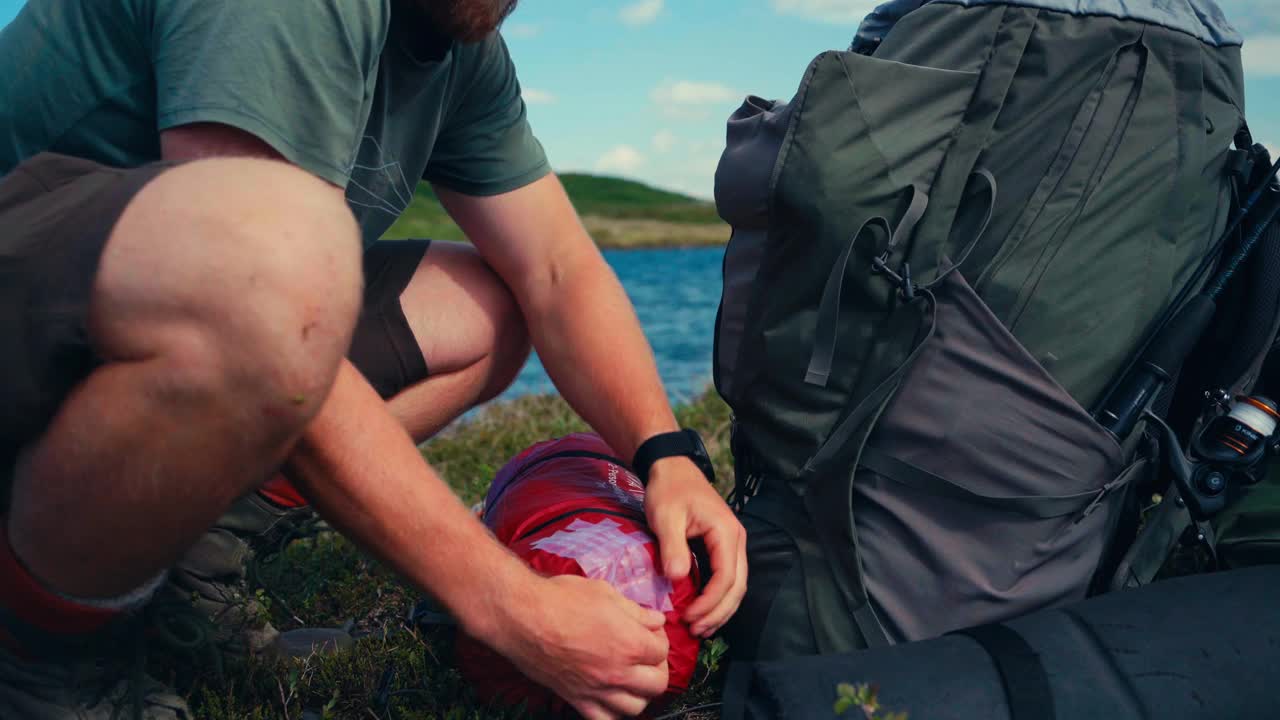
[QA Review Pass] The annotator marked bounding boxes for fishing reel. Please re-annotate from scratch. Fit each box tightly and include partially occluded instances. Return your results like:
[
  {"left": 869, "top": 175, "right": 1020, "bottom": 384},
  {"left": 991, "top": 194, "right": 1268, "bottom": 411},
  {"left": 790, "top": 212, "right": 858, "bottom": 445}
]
[{"left": 1148, "top": 393, "right": 1280, "bottom": 522}]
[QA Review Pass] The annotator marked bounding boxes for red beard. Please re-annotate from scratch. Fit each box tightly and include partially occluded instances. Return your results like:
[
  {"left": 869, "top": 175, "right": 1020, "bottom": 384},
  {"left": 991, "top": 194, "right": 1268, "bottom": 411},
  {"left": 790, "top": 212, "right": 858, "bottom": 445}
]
[{"left": 417, "top": 0, "right": 520, "bottom": 42}]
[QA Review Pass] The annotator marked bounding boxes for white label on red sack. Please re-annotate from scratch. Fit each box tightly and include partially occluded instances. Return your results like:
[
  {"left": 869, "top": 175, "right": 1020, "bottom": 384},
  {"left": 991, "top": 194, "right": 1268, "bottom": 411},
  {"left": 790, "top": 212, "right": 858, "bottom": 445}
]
[{"left": 530, "top": 519, "right": 675, "bottom": 612}]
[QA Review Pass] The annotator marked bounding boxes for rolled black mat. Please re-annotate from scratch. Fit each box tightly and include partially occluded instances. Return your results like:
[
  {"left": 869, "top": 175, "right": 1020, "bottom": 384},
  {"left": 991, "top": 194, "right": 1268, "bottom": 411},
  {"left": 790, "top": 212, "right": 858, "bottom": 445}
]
[{"left": 723, "top": 566, "right": 1280, "bottom": 720}]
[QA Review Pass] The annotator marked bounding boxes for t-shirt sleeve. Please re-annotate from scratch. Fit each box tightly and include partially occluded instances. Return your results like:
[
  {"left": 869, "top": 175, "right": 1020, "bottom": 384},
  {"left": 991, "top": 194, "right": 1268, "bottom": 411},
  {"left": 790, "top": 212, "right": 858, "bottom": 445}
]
[
  {"left": 424, "top": 34, "right": 551, "bottom": 197},
  {"left": 150, "top": 0, "right": 387, "bottom": 187}
]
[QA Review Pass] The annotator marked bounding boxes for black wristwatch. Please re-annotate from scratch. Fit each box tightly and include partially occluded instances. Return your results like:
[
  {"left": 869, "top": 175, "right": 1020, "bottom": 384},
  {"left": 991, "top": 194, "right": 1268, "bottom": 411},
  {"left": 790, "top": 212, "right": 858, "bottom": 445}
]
[{"left": 631, "top": 429, "right": 716, "bottom": 486}]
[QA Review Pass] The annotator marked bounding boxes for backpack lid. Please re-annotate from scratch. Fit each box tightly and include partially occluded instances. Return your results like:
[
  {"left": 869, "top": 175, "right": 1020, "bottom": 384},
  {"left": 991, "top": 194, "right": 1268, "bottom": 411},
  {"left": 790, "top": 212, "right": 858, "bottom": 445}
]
[{"left": 853, "top": 0, "right": 1243, "bottom": 53}]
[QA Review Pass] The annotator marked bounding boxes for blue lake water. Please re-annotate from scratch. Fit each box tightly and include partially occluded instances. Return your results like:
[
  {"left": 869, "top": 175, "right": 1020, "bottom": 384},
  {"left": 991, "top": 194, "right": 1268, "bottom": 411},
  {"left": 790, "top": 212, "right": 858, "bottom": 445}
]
[{"left": 497, "top": 246, "right": 725, "bottom": 405}]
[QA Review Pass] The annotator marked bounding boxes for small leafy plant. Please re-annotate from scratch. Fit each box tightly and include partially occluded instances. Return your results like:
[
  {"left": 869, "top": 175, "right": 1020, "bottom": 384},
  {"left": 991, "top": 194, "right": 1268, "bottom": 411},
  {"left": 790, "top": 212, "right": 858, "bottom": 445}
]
[{"left": 834, "top": 682, "right": 907, "bottom": 720}]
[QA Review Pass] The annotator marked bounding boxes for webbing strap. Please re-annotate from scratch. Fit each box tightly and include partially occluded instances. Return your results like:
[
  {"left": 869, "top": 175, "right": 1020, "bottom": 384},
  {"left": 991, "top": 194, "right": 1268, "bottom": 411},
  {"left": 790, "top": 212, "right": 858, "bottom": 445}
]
[
  {"left": 859, "top": 445, "right": 1122, "bottom": 519},
  {"left": 890, "top": 185, "right": 932, "bottom": 260},
  {"left": 805, "top": 216, "right": 894, "bottom": 387},
  {"left": 806, "top": 187, "right": 929, "bottom": 388},
  {"left": 951, "top": 623, "right": 1056, "bottom": 720},
  {"left": 931, "top": 169, "right": 997, "bottom": 285},
  {"left": 1109, "top": 485, "right": 1191, "bottom": 591}
]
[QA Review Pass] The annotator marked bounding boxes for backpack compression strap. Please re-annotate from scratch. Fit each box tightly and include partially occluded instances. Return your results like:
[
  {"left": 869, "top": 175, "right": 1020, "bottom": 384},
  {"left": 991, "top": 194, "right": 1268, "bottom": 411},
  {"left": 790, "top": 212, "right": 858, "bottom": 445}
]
[{"left": 950, "top": 623, "right": 1056, "bottom": 720}]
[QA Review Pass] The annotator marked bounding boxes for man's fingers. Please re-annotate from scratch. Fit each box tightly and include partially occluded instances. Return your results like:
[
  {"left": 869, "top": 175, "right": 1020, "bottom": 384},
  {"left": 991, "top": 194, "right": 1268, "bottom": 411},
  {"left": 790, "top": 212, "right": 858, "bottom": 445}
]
[
  {"left": 641, "top": 607, "right": 668, "bottom": 632},
  {"left": 574, "top": 699, "right": 616, "bottom": 720},
  {"left": 735, "top": 532, "right": 749, "bottom": 605},
  {"left": 683, "top": 522, "right": 741, "bottom": 630},
  {"left": 638, "top": 625, "right": 670, "bottom": 665},
  {"left": 651, "top": 507, "right": 692, "bottom": 580},
  {"left": 623, "top": 660, "right": 670, "bottom": 698},
  {"left": 614, "top": 590, "right": 668, "bottom": 631},
  {"left": 693, "top": 543, "right": 749, "bottom": 637},
  {"left": 590, "top": 660, "right": 670, "bottom": 719},
  {"left": 597, "top": 691, "right": 651, "bottom": 719},
  {"left": 573, "top": 664, "right": 667, "bottom": 720}
]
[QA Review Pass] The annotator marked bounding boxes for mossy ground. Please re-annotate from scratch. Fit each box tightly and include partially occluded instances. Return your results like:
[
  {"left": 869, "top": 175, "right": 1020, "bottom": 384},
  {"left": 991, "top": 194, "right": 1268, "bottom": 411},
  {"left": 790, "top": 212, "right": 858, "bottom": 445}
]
[{"left": 158, "top": 390, "right": 734, "bottom": 720}]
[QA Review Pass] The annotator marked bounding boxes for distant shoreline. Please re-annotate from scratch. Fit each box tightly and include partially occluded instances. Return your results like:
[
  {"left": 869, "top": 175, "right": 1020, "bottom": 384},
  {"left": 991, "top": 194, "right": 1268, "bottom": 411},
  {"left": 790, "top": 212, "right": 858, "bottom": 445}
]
[
  {"left": 385, "top": 221, "right": 729, "bottom": 249},
  {"left": 384, "top": 174, "right": 728, "bottom": 249},
  {"left": 581, "top": 215, "right": 728, "bottom": 249}
]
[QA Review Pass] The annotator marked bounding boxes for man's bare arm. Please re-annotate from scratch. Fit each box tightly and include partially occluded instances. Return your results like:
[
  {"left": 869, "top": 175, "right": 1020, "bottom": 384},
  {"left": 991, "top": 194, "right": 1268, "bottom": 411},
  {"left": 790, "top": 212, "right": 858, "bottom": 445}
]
[{"left": 437, "top": 174, "right": 747, "bottom": 637}]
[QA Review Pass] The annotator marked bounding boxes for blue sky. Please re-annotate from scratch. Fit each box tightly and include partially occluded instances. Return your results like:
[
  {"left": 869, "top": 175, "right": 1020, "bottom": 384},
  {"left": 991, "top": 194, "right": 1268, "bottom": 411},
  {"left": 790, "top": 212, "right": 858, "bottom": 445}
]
[{"left": 2, "top": 0, "right": 1277, "bottom": 198}]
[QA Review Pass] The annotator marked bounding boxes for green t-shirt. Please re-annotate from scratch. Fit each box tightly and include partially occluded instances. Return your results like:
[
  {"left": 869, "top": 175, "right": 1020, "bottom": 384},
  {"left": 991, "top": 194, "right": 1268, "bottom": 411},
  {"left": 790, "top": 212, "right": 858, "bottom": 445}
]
[{"left": 0, "top": 0, "right": 551, "bottom": 246}]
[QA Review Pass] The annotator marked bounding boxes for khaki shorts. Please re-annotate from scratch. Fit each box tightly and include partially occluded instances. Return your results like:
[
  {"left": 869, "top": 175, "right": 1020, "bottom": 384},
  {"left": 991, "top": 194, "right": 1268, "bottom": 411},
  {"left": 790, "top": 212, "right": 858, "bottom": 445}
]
[
  {"left": 0, "top": 153, "right": 430, "bottom": 495},
  {"left": 0, "top": 153, "right": 172, "bottom": 476}
]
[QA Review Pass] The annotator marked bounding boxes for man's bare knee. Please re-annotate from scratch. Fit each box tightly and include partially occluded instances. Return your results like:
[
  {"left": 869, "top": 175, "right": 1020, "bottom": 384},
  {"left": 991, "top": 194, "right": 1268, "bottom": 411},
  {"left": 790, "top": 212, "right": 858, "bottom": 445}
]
[
  {"left": 478, "top": 288, "right": 530, "bottom": 403},
  {"left": 440, "top": 254, "right": 529, "bottom": 404},
  {"left": 92, "top": 158, "right": 363, "bottom": 429},
  {"left": 405, "top": 242, "right": 528, "bottom": 371}
]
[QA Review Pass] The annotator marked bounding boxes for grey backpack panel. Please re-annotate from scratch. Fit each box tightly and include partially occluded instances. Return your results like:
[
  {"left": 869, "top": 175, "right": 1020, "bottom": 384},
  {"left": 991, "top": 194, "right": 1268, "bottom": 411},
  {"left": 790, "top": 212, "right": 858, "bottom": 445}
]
[
  {"left": 715, "top": 0, "right": 1248, "bottom": 660},
  {"left": 856, "top": 269, "right": 1130, "bottom": 642}
]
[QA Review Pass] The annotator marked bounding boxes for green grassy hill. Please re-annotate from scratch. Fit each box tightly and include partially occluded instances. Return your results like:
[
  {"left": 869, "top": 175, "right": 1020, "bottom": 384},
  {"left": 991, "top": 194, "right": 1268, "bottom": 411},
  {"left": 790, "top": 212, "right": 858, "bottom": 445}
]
[
  {"left": 557, "top": 174, "right": 721, "bottom": 223},
  {"left": 384, "top": 173, "right": 729, "bottom": 248}
]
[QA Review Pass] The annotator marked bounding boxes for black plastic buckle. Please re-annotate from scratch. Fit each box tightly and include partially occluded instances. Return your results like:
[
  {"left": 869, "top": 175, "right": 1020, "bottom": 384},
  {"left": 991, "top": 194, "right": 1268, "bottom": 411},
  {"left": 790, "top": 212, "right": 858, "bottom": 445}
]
[
  {"left": 871, "top": 253, "right": 916, "bottom": 300},
  {"left": 1225, "top": 149, "right": 1253, "bottom": 187}
]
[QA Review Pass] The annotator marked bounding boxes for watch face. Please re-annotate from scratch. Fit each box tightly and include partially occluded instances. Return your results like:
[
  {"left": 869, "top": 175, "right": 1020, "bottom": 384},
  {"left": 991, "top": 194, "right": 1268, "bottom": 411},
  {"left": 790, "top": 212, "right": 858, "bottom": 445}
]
[
  {"left": 686, "top": 429, "right": 706, "bottom": 453},
  {"left": 684, "top": 430, "right": 716, "bottom": 482}
]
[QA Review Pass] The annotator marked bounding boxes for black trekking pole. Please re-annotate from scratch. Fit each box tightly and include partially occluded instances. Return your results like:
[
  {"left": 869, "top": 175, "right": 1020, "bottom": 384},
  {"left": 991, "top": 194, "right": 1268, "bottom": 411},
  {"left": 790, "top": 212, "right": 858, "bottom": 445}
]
[
  {"left": 1094, "top": 159, "right": 1280, "bottom": 523},
  {"left": 1095, "top": 158, "right": 1280, "bottom": 442}
]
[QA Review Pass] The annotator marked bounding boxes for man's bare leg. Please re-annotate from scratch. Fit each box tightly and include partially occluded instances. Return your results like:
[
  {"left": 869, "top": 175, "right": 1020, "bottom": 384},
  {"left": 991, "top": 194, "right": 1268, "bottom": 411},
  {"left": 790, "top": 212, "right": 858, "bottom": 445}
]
[
  {"left": 167, "top": 237, "right": 529, "bottom": 655},
  {"left": 7, "top": 158, "right": 362, "bottom": 600},
  {"left": 387, "top": 241, "right": 531, "bottom": 442}
]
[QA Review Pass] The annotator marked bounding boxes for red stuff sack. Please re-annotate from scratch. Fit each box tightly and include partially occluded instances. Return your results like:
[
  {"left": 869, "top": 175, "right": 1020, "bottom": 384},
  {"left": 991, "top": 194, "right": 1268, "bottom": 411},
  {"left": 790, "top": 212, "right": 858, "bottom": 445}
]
[{"left": 455, "top": 433, "right": 703, "bottom": 717}]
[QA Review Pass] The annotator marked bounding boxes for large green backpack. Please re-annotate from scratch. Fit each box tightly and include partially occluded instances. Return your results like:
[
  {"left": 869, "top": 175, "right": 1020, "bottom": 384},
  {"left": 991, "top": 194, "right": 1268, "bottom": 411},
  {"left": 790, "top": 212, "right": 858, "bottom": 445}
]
[{"left": 712, "top": 0, "right": 1259, "bottom": 660}]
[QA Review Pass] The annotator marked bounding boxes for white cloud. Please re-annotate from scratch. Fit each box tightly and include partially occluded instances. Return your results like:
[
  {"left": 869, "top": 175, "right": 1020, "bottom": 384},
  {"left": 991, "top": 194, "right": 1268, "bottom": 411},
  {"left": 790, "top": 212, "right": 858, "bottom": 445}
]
[
  {"left": 651, "top": 80, "right": 740, "bottom": 120},
  {"left": 652, "top": 130, "right": 678, "bottom": 153},
  {"left": 651, "top": 80, "right": 739, "bottom": 106},
  {"left": 503, "top": 22, "right": 542, "bottom": 38},
  {"left": 1242, "top": 34, "right": 1280, "bottom": 77},
  {"left": 771, "top": 0, "right": 880, "bottom": 24},
  {"left": 522, "top": 88, "right": 557, "bottom": 105},
  {"left": 647, "top": 156, "right": 721, "bottom": 200},
  {"left": 621, "top": 0, "right": 664, "bottom": 26},
  {"left": 596, "top": 145, "right": 647, "bottom": 174}
]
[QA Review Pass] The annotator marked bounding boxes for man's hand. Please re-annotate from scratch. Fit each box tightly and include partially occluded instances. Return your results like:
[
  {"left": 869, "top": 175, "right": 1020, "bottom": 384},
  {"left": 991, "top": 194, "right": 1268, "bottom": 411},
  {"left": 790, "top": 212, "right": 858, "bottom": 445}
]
[
  {"left": 645, "top": 457, "right": 747, "bottom": 639},
  {"left": 484, "top": 575, "right": 671, "bottom": 720}
]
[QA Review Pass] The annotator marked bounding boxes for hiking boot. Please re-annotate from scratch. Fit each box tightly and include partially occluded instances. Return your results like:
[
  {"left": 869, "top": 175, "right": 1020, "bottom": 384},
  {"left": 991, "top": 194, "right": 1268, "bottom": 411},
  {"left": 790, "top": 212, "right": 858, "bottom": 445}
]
[
  {"left": 0, "top": 641, "right": 191, "bottom": 720},
  {"left": 161, "top": 489, "right": 354, "bottom": 658}
]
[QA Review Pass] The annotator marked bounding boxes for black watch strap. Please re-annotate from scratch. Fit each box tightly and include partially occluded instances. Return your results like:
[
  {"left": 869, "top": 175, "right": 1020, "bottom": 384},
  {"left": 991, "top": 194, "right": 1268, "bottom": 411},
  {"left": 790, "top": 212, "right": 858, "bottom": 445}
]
[{"left": 632, "top": 429, "right": 715, "bottom": 486}]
